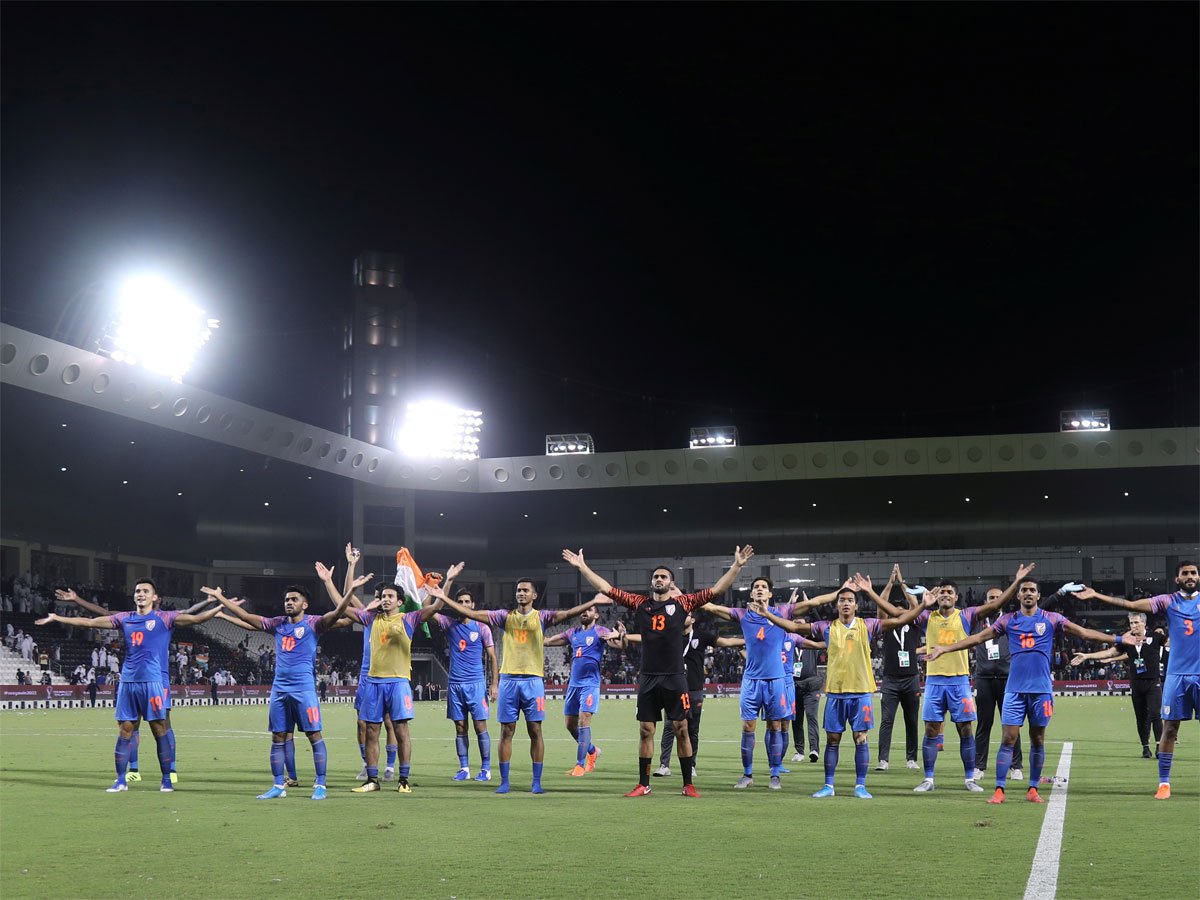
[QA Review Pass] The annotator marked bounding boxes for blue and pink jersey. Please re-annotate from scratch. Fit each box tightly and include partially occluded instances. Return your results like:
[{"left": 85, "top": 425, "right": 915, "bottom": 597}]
[
  {"left": 260, "top": 614, "right": 327, "bottom": 692},
  {"left": 432, "top": 614, "right": 494, "bottom": 684},
  {"left": 560, "top": 625, "right": 617, "bottom": 683},
  {"left": 1149, "top": 593, "right": 1199, "bottom": 674},
  {"left": 731, "top": 604, "right": 795, "bottom": 679},
  {"left": 991, "top": 609, "right": 1069, "bottom": 693},
  {"left": 110, "top": 610, "right": 178, "bottom": 682}
]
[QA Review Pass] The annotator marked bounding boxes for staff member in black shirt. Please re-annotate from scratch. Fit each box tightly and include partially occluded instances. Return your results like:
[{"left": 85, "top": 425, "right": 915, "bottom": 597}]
[
  {"left": 1072, "top": 610, "right": 1163, "bottom": 758},
  {"left": 790, "top": 615, "right": 826, "bottom": 764}
]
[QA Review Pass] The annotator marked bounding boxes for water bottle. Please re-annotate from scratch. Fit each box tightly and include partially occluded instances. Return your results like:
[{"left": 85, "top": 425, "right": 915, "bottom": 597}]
[{"left": 1039, "top": 775, "right": 1068, "bottom": 785}]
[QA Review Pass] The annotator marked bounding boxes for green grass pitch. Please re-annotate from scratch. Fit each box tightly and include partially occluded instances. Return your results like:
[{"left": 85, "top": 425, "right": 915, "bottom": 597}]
[{"left": 1, "top": 695, "right": 1196, "bottom": 899}]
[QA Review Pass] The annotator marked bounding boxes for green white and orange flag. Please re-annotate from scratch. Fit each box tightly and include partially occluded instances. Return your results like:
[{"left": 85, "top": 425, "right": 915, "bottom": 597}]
[{"left": 394, "top": 547, "right": 443, "bottom": 636}]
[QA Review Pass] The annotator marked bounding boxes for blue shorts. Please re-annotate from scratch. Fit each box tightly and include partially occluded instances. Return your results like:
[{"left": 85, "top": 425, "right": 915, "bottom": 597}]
[
  {"left": 354, "top": 675, "right": 369, "bottom": 712},
  {"left": 823, "top": 693, "right": 873, "bottom": 733},
  {"left": 162, "top": 683, "right": 172, "bottom": 711},
  {"left": 115, "top": 681, "right": 168, "bottom": 723},
  {"left": 564, "top": 682, "right": 601, "bottom": 717},
  {"left": 268, "top": 689, "right": 323, "bottom": 733},
  {"left": 1001, "top": 691, "right": 1053, "bottom": 727},
  {"left": 497, "top": 675, "right": 545, "bottom": 723},
  {"left": 1161, "top": 673, "right": 1200, "bottom": 721},
  {"left": 446, "top": 681, "right": 490, "bottom": 721},
  {"left": 922, "top": 679, "right": 977, "bottom": 723},
  {"left": 359, "top": 679, "right": 414, "bottom": 724},
  {"left": 741, "top": 677, "right": 790, "bottom": 722}
]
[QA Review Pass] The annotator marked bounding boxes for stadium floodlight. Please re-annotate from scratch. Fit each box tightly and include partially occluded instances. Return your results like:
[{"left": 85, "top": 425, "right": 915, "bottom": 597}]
[
  {"left": 689, "top": 425, "right": 739, "bottom": 448},
  {"left": 1060, "top": 409, "right": 1110, "bottom": 432},
  {"left": 396, "top": 400, "right": 483, "bottom": 460},
  {"left": 545, "top": 433, "right": 595, "bottom": 455},
  {"left": 96, "top": 273, "right": 219, "bottom": 382}
]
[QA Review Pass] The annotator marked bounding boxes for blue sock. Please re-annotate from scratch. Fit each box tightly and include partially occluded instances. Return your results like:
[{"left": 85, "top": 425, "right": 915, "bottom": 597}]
[
  {"left": 399, "top": 763, "right": 410, "bottom": 779},
  {"left": 166, "top": 728, "right": 176, "bottom": 773},
  {"left": 478, "top": 731, "right": 491, "bottom": 768},
  {"left": 740, "top": 731, "right": 755, "bottom": 775},
  {"left": 781, "top": 727, "right": 790, "bottom": 760},
  {"left": 587, "top": 740, "right": 597, "bottom": 754},
  {"left": 114, "top": 736, "right": 133, "bottom": 780},
  {"left": 129, "top": 730, "right": 140, "bottom": 769},
  {"left": 531, "top": 762, "right": 543, "bottom": 785},
  {"left": 1030, "top": 744, "right": 1046, "bottom": 785},
  {"left": 270, "top": 743, "right": 286, "bottom": 784},
  {"left": 854, "top": 742, "right": 869, "bottom": 785},
  {"left": 499, "top": 762, "right": 510, "bottom": 786},
  {"left": 960, "top": 733, "right": 976, "bottom": 779},
  {"left": 767, "top": 730, "right": 783, "bottom": 774},
  {"left": 311, "top": 739, "right": 327, "bottom": 786},
  {"left": 936, "top": 733, "right": 944, "bottom": 750},
  {"left": 823, "top": 744, "right": 838, "bottom": 785},
  {"left": 284, "top": 738, "right": 297, "bottom": 780},
  {"left": 1157, "top": 751, "right": 1173, "bottom": 783},
  {"left": 995, "top": 743, "right": 1013, "bottom": 789},
  {"left": 155, "top": 733, "right": 172, "bottom": 777},
  {"left": 923, "top": 736, "right": 938, "bottom": 778},
  {"left": 366, "top": 765, "right": 378, "bottom": 780},
  {"left": 455, "top": 735, "right": 469, "bottom": 768},
  {"left": 386, "top": 744, "right": 398, "bottom": 769},
  {"left": 577, "top": 726, "right": 592, "bottom": 766},
  {"left": 359, "top": 742, "right": 367, "bottom": 763}
]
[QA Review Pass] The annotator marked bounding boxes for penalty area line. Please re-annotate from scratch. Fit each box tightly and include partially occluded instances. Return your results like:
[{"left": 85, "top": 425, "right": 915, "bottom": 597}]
[{"left": 1023, "top": 740, "right": 1072, "bottom": 900}]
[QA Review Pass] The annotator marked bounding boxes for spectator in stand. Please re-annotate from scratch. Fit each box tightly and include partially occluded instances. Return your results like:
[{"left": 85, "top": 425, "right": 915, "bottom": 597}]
[
  {"left": 86, "top": 667, "right": 98, "bottom": 706},
  {"left": 91, "top": 647, "right": 100, "bottom": 669},
  {"left": 40, "top": 670, "right": 51, "bottom": 686},
  {"left": 16, "top": 669, "right": 25, "bottom": 685},
  {"left": 4, "top": 622, "right": 13, "bottom": 647},
  {"left": 99, "top": 646, "right": 108, "bottom": 671}
]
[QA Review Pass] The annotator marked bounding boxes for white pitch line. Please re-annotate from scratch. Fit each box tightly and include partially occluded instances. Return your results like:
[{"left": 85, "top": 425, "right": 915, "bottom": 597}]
[{"left": 1023, "top": 741, "right": 1073, "bottom": 900}]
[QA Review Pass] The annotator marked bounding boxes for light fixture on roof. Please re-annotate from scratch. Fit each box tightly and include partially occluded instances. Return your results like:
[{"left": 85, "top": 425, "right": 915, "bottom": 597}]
[
  {"left": 546, "top": 433, "right": 594, "bottom": 455},
  {"left": 396, "top": 400, "right": 483, "bottom": 460},
  {"left": 689, "top": 425, "right": 738, "bottom": 448},
  {"left": 1060, "top": 408, "right": 1110, "bottom": 432},
  {"left": 96, "top": 272, "right": 220, "bottom": 382}
]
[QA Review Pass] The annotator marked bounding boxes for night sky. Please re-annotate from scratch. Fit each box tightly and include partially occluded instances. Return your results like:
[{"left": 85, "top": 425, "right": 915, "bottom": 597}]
[{"left": 3, "top": 3, "right": 1197, "bottom": 460}]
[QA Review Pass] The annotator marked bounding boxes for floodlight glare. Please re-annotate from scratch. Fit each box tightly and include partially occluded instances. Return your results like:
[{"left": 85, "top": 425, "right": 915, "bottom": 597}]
[
  {"left": 97, "top": 273, "right": 219, "bottom": 382},
  {"left": 546, "top": 433, "right": 595, "bottom": 455},
  {"left": 1060, "top": 409, "right": 1110, "bottom": 432},
  {"left": 689, "top": 425, "right": 739, "bottom": 449},
  {"left": 396, "top": 400, "right": 483, "bottom": 460}
]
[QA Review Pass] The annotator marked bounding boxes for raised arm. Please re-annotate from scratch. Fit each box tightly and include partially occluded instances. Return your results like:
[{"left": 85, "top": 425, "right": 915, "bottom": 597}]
[
  {"left": 544, "top": 632, "right": 569, "bottom": 647},
  {"left": 561, "top": 548, "right": 614, "bottom": 594},
  {"left": 870, "top": 568, "right": 903, "bottom": 618},
  {"left": 880, "top": 589, "right": 937, "bottom": 631},
  {"left": 200, "top": 586, "right": 265, "bottom": 629},
  {"left": 852, "top": 573, "right": 902, "bottom": 618},
  {"left": 424, "top": 584, "right": 490, "bottom": 623},
  {"left": 701, "top": 602, "right": 733, "bottom": 621},
  {"left": 318, "top": 565, "right": 373, "bottom": 630},
  {"left": 923, "top": 625, "right": 996, "bottom": 661},
  {"left": 1070, "top": 647, "right": 1124, "bottom": 666},
  {"left": 708, "top": 545, "right": 756, "bottom": 597},
  {"left": 746, "top": 600, "right": 810, "bottom": 634},
  {"left": 1071, "top": 587, "right": 1154, "bottom": 614},
  {"left": 973, "top": 562, "right": 1036, "bottom": 618},
  {"left": 55, "top": 588, "right": 110, "bottom": 617},
  {"left": 217, "top": 610, "right": 260, "bottom": 632},
  {"left": 35, "top": 612, "right": 114, "bottom": 629},
  {"left": 175, "top": 602, "right": 223, "bottom": 627},
  {"left": 714, "top": 635, "right": 746, "bottom": 648},
  {"left": 1062, "top": 620, "right": 1120, "bottom": 647},
  {"left": 552, "top": 593, "right": 613, "bottom": 626}
]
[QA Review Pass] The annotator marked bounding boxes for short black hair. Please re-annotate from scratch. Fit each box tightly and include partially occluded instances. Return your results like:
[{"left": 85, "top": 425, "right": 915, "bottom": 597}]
[
  {"left": 135, "top": 579, "right": 158, "bottom": 594},
  {"left": 515, "top": 578, "right": 538, "bottom": 593},
  {"left": 652, "top": 565, "right": 675, "bottom": 581},
  {"left": 836, "top": 588, "right": 857, "bottom": 601},
  {"left": 455, "top": 588, "right": 475, "bottom": 603},
  {"left": 751, "top": 576, "right": 773, "bottom": 591},
  {"left": 938, "top": 579, "right": 958, "bottom": 591},
  {"left": 285, "top": 585, "right": 311, "bottom": 604},
  {"left": 1178, "top": 560, "right": 1197, "bottom": 574},
  {"left": 1019, "top": 578, "right": 1041, "bottom": 592}
]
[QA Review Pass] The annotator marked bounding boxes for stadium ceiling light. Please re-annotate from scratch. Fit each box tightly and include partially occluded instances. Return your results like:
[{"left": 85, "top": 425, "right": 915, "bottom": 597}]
[
  {"left": 689, "top": 425, "right": 738, "bottom": 448},
  {"left": 546, "top": 433, "right": 594, "bottom": 455},
  {"left": 1060, "top": 408, "right": 1110, "bottom": 432},
  {"left": 396, "top": 400, "right": 483, "bottom": 460},
  {"left": 97, "top": 273, "right": 220, "bottom": 382}
]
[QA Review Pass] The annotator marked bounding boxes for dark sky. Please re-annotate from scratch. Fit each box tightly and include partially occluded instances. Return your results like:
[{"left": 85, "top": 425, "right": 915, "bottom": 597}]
[{"left": 3, "top": 3, "right": 1197, "bottom": 459}]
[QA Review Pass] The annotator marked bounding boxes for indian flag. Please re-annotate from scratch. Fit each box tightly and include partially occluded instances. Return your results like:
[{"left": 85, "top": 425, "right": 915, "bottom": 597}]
[{"left": 394, "top": 547, "right": 444, "bottom": 636}]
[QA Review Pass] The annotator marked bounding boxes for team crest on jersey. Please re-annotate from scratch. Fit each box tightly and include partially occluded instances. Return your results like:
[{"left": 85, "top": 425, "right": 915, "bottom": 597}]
[
  {"left": 1035, "top": 623, "right": 1046, "bottom": 636},
  {"left": 145, "top": 620, "right": 156, "bottom": 631},
  {"left": 296, "top": 627, "right": 306, "bottom": 639},
  {"left": 665, "top": 604, "right": 676, "bottom": 616},
  {"left": 585, "top": 636, "right": 594, "bottom": 646},
  {"left": 469, "top": 632, "right": 478, "bottom": 642}
]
